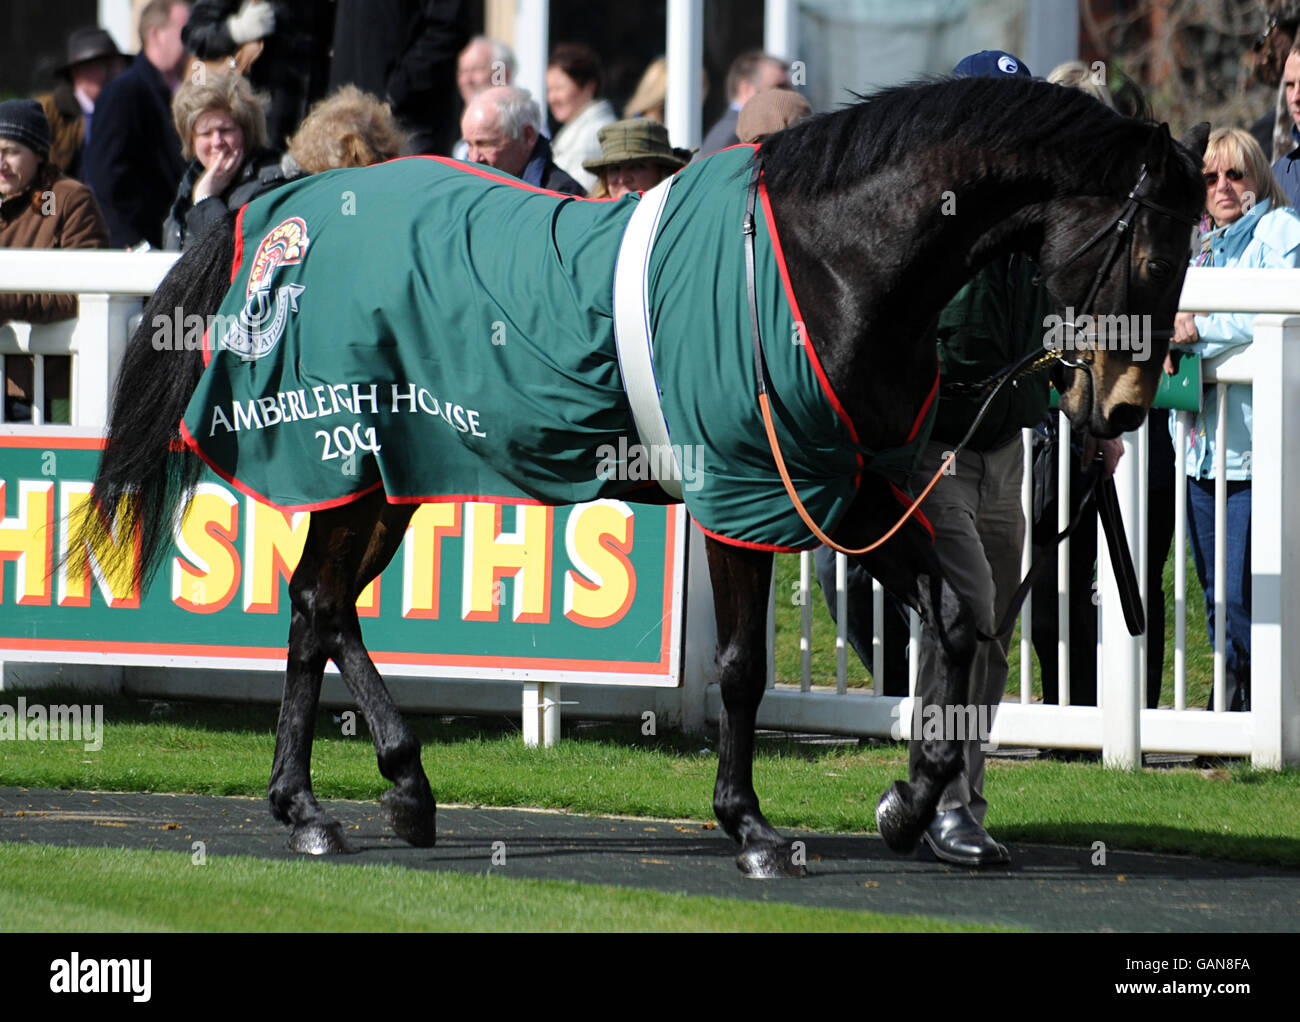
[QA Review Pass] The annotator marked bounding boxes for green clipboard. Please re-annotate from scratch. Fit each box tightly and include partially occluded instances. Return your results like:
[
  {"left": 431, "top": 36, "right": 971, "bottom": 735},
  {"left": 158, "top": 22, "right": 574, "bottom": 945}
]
[
  {"left": 1152, "top": 353, "right": 1202, "bottom": 412},
  {"left": 1046, "top": 353, "right": 1202, "bottom": 412}
]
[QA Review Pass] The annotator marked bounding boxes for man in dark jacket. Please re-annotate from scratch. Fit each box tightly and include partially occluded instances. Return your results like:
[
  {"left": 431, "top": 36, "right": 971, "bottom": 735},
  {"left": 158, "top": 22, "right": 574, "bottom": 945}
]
[
  {"left": 817, "top": 50, "right": 1123, "bottom": 868},
  {"left": 329, "top": 0, "right": 469, "bottom": 157},
  {"left": 461, "top": 86, "right": 584, "bottom": 195},
  {"left": 37, "top": 27, "right": 127, "bottom": 181},
  {"left": 698, "top": 51, "right": 788, "bottom": 157},
  {"left": 1272, "top": 43, "right": 1300, "bottom": 206},
  {"left": 82, "top": 0, "right": 190, "bottom": 248}
]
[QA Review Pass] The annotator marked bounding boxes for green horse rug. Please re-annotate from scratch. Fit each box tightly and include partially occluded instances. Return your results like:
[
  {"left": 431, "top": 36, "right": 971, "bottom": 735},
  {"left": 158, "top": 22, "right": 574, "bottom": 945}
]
[{"left": 181, "top": 147, "right": 935, "bottom": 551}]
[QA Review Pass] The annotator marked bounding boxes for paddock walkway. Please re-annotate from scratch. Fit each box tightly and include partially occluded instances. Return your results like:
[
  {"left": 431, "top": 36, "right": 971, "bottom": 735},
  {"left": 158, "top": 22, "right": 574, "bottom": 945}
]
[{"left": 2, "top": 787, "right": 1296, "bottom": 932}]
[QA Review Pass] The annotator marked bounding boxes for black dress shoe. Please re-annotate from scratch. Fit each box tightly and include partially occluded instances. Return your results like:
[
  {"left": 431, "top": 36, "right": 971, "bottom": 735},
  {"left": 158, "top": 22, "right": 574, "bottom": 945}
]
[{"left": 922, "top": 806, "right": 1010, "bottom": 867}]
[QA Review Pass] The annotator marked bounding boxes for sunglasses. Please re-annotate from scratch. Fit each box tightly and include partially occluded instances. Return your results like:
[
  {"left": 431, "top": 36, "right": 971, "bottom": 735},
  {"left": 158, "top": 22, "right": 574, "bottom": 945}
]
[{"left": 1203, "top": 168, "right": 1246, "bottom": 186}]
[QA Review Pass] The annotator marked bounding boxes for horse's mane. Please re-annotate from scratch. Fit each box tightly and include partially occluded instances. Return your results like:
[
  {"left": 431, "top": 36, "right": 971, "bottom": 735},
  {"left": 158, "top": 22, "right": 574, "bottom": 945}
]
[{"left": 757, "top": 76, "right": 1165, "bottom": 199}]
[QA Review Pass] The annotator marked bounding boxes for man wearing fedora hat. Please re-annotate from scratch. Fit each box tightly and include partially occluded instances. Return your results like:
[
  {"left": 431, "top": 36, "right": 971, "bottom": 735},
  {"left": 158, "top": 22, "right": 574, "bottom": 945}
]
[
  {"left": 83, "top": 0, "right": 191, "bottom": 248},
  {"left": 583, "top": 119, "right": 690, "bottom": 199},
  {"left": 36, "top": 27, "right": 127, "bottom": 181},
  {"left": 461, "top": 85, "right": 584, "bottom": 195}
]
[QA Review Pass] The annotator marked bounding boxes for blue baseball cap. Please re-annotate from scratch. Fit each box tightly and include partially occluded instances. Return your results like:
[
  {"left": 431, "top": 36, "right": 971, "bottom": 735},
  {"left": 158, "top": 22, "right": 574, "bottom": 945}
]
[{"left": 952, "top": 50, "right": 1031, "bottom": 79}]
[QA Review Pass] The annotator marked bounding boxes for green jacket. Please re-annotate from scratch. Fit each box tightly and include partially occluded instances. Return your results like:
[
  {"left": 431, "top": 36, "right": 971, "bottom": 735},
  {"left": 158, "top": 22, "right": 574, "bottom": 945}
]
[{"left": 931, "top": 254, "right": 1054, "bottom": 451}]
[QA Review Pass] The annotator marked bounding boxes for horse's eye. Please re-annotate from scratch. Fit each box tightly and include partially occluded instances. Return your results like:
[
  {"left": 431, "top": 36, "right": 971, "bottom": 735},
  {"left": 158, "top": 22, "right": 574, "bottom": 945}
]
[{"left": 1147, "top": 259, "right": 1171, "bottom": 279}]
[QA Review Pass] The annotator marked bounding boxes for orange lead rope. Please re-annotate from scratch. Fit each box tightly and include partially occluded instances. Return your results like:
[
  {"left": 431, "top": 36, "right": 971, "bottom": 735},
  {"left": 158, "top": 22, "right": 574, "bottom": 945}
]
[
  {"left": 757, "top": 391, "right": 955, "bottom": 555},
  {"left": 745, "top": 168, "right": 1055, "bottom": 559},
  {"left": 745, "top": 166, "right": 953, "bottom": 556}
]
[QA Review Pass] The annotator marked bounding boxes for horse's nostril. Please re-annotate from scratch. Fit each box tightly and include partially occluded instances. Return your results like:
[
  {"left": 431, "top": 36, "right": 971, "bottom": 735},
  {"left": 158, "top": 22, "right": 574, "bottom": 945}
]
[{"left": 1106, "top": 403, "right": 1146, "bottom": 434}]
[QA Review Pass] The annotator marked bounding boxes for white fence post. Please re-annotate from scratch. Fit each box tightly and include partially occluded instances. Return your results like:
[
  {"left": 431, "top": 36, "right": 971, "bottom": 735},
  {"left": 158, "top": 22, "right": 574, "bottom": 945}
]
[
  {"left": 681, "top": 524, "right": 716, "bottom": 733},
  {"left": 1247, "top": 315, "right": 1300, "bottom": 767},
  {"left": 1099, "top": 427, "right": 1143, "bottom": 768},
  {"left": 666, "top": 0, "right": 704, "bottom": 150},
  {"left": 71, "top": 294, "right": 141, "bottom": 429}
]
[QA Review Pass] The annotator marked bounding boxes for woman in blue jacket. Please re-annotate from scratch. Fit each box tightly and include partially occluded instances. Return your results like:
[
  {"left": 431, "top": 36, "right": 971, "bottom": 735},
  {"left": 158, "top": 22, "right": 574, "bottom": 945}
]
[{"left": 1170, "top": 127, "right": 1300, "bottom": 710}]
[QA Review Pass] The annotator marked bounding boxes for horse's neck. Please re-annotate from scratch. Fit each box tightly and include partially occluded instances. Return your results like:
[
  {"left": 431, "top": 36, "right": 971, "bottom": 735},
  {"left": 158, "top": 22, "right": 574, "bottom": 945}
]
[
  {"left": 782, "top": 146, "right": 1080, "bottom": 440},
  {"left": 900, "top": 146, "right": 1069, "bottom": 297}
]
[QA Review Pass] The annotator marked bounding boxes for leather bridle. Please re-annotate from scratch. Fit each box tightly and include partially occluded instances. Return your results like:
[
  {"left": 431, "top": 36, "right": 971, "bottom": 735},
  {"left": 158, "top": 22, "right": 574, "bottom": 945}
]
[{"left": 746, "top": 155, "right": 1194, "bottom": 585}]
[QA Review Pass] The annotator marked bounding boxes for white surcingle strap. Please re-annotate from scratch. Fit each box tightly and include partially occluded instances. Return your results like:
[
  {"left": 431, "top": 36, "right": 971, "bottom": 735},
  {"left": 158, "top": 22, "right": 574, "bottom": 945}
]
[{"left": 612, "top": 175, "right": 684, "bottom": 500}]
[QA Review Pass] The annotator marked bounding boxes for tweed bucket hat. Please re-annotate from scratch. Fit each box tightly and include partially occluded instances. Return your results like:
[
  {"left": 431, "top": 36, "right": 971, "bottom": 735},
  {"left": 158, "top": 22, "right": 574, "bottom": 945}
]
[
  {"left": 583, "top": 118, "right": 691, "bottom": 173},
  {"left": 0, "top": 99, "right": 52, "bottom": 160}
]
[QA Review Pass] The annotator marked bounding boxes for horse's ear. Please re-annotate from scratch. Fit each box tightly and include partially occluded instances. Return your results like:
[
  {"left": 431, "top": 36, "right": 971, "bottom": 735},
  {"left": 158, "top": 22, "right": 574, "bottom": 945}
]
[{"left": 1178, "top": 122, "right": 1211, "bottom": 161}]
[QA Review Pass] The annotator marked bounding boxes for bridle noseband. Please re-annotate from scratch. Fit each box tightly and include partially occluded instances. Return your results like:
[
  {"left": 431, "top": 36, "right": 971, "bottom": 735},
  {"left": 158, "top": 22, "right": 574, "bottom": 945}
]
[{"left": 1048, "top": 162, "right": 1198, "bottom": 359}]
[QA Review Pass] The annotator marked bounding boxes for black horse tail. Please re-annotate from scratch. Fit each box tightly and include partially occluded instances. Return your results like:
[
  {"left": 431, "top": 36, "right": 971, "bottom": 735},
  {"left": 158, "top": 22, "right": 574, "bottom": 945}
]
[{"left": 80, "top": 213, "right": 238, "bottom": 593}]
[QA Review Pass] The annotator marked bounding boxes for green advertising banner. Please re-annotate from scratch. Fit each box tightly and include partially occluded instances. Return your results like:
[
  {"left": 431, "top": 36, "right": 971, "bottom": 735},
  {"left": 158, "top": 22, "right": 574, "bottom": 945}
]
[{"left": 0, "top": 430, "right": 684, "bottom": 686}]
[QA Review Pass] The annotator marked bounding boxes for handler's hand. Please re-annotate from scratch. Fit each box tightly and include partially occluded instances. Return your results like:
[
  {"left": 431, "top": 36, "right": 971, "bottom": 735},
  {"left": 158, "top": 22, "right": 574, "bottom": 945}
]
[
  {"left": 1082, "top": 435, "right": 1124, "bottom": 480},
  {"left": 1172, "top": 312, "right": 1199, "bottom": 346}
]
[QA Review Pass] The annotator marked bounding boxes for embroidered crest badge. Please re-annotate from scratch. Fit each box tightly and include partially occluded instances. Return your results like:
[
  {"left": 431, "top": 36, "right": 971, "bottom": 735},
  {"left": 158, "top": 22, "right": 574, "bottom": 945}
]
[{"left": 222, "top": 217, "right": 310, "bottom": 360}]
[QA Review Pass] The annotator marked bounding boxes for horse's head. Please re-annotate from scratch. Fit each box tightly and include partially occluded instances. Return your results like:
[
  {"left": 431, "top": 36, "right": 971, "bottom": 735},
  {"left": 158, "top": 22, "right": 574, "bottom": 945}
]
[{"left": 1043, "top": 122, "right": 1208, "bottom": 438}]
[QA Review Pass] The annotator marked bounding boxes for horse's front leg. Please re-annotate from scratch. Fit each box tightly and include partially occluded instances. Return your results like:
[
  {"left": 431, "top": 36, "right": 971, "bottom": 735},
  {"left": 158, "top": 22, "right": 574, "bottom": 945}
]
[
  {"left": 706, "top": 538, "right": 806, "bottom": 877},
  {"left": 873, "top": 563, "right": 978, "bottom": 853},
  {"left": 826, "top": 483, "right": 979, "bottom": 855}
]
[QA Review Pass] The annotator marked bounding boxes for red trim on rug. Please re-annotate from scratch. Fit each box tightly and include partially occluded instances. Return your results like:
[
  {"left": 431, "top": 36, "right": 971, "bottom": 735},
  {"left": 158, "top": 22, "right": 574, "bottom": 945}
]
[
  {"left": 178, "top": 419, "right": 383, "bottom": 512},
  {"left": 201, "top": 204, "right": 249, "bottom": 369},
  {"left": 692, "top": 518, "right": 808, "bottom": 554},
  {"left": 757, "top": 175, "right": 860, "bottom": 449},
  {"left": 230, "top": 203, "right": 246, "bottom": 283},
  {"left": 178, "top": 421, "right": 627, "bottom": 514},
  {"left": 386, "top": 492, "right": 545, "bottom": 507},
  {"left": 400, "top": 154, "right": 607, "bottom": 201},
  {"left": 890, "top": 481, "right": 934, "bottom": 541},
  {"left": 908, "top": 364, "right": 940, "bottom": 443}
]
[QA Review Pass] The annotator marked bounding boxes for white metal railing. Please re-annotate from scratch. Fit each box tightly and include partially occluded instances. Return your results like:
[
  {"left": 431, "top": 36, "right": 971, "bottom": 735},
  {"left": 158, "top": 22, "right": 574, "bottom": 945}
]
[
  {"left": 2, "top": 253, "right": 1298, "bottom": 765},
  {"left": 0, "top": 251, "right": 178, "bottom": 428}
]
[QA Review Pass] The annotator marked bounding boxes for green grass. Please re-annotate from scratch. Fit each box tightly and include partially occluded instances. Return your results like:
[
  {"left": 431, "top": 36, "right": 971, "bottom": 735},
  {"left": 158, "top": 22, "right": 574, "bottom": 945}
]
[
  {"left": 3, "top": 690, "right": 1298, "bottom": 866},
  {"left": 0, "top": 843, "right": 984, "bottom": 932},
  {"left": 772, "top": 547, "right": 1215, "bottom": 707}
]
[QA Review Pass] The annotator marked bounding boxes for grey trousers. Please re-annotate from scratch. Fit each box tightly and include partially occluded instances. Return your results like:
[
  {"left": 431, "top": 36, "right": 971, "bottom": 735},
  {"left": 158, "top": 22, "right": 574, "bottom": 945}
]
[{"left": 907, "top": 435, "right": 1025, "bottom": 826}]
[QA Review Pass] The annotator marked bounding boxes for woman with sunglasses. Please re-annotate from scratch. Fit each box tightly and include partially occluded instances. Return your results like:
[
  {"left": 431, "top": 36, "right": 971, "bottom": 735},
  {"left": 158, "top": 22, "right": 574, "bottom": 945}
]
[{"left": 1169, "top": 127, "right": 1300, "bottom": 711}]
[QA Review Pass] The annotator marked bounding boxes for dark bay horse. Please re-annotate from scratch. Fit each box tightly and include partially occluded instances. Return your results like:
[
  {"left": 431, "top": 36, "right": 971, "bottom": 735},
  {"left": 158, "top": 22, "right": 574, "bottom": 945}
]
[{"left": 83, "top": 76, "right": 1206, "bottom": 877}]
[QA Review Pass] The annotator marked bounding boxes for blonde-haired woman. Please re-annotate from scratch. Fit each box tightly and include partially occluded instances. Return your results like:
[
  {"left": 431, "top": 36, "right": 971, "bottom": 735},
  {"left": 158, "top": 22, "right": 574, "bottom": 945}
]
[
  {"left": 163, "top": 73, "right": 287, "bottom": 250},
  {"left": 1171, "top": 126, "right": 1300, "bottom": 710},
  {"left": 1046, "top": 60, "right": 1115, "bottom": 109},
  {"left": 285, "top": 85, "right": 408, "bottom": 175}
]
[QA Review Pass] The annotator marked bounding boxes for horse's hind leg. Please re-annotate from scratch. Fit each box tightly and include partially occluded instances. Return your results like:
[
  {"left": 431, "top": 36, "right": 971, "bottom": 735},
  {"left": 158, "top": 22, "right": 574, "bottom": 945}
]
[
  {"left": 269, "top": 492, "right": 436, "bottom": 851},
  {"left": 706, "top": 538, "right": 806, "bottom": 878}
]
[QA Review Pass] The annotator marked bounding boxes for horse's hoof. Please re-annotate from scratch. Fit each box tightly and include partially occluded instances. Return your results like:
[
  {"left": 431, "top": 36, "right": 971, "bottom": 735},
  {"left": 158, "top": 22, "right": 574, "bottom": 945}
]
[
  {"left": 381, "top": 787, "right": 437, "bottom": 848},
  {"left": 736, "top": 843, "right": 809, "bottom": 878},
  {"left": 288, "top": 820, "right": 355, "bottom": 855},
  {"left": 875, "top": 780, "right": 926, "bottom": 853}
]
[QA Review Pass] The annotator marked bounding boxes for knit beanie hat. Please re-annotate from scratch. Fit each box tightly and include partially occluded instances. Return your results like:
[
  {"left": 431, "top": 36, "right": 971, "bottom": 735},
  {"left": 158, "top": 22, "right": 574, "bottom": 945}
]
[{"left": 0, "top": 99, "right": 52, "bottom": 160}]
